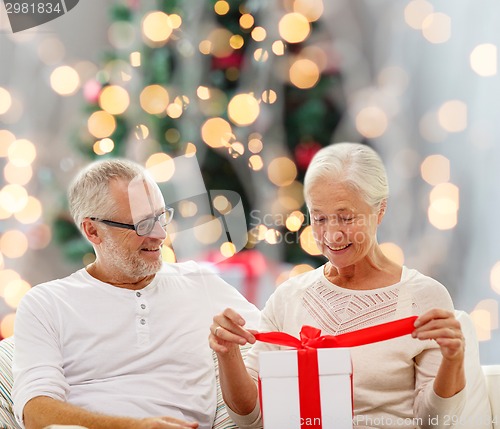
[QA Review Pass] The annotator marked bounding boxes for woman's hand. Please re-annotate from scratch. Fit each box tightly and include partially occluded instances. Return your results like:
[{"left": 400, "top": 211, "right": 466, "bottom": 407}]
[
  {"left": 209, "top": 308, "right": 257, "bottom": 355},
  {"left": 412, "top": 308, "right": 465, "bottom": 362}
]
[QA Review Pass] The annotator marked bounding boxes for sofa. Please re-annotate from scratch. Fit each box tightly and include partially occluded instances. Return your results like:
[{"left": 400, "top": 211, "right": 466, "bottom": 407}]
[
  {"left": 0, "top": 337, "right": 241, "bottom": 429},
  {"left": 0, "top": 311, "right": 497, "bottom": 429}
]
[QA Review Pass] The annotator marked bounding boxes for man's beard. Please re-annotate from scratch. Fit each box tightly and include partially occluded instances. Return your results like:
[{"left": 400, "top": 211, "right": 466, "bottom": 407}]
[{"left": 101, "top": 235, "right": 163, "bottom": 279}]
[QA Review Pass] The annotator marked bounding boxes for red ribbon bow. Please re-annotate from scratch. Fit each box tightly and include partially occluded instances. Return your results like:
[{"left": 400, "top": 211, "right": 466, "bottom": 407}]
[{"left": 255, "top": 316, "right": 418, "bottom": 429}]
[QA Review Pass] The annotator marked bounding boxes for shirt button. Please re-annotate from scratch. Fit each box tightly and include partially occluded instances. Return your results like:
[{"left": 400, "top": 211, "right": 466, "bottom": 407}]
[
  {"left": 136, "top": 292, "right": 141, "bottom": 297},
  {"left": 141, "top": 304, "right": 146, "bottom": 310},
  {"left": 140, "top": 319, "right": 146, "bottom": 325}
]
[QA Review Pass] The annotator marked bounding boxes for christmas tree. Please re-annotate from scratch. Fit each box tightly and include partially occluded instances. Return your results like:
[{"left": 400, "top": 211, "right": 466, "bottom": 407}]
[{"left": 53, "top": 0, "right": 345, "bottom": 289}]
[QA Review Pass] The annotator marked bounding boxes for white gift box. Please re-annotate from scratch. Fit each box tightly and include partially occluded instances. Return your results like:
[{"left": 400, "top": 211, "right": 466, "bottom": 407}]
[{"left": 259, "top": 348, "right": 353, "bottom": 429}]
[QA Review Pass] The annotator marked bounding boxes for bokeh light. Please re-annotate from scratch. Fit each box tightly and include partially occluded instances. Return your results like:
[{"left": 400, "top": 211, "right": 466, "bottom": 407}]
[
  {"left": 99, "top": 85, "right": 130, "bottom": 115},
  {"left": 380, "top": 242, "right": 405, "bottom": 265},
  {"left": 201, "top": 117, "right": 233, "bottom": 148},
  {"left": 208, "top": 28, "right": 233, "bottom": 58},
  {"left": 470, "top": 300, "right": 498, "bottom": 342},
  {"left": 229, "top": 142, "right": 245, "bottom": 158},
  {"left": 251, "top": 27, "right": 266, "bottom": 42},
  {"left": 300, "top": 46, "right": 327, "bottom": 72},
  {"left": 265, "top": 229, "right": 281, "bottom": 245},
  {"left": 0, "top": 230, "right": 29, "bottom": 258},
  {"left": 37, "top": 37, "right": 65, "bottom": 65},
  {"left": 278, "top": 181, "right": 304, "bottom": 210},
  {"left": 253, "top": 48, "right": 269, "bottom": 62},
  {"left": 289, "top": 263, "right": 315, "bottom": 277},
  {"left": 0, "top": 313, "right": 15, "bottom": 338},
  {"left": 420, "top": 154, "right": 450, "bottom": 185},
  {"left": 134, "top": 124, "right": 149, "bottom": 140},
  {"left": 0, "top": 130, "right": 15, "bottom": 157},
  {"left": 87, "top": 111, "right": 116, "bottom": 138},
  {"left": 193, "top": 215, "right": 223, "bottom": 244},
  {"left": 8, "top": 139, "right": 36, "bottom": 167},
  {"left": 197, "top": 86, "right": 210, "bottom": 100},
  {"left": 261, "top": 89, "right": 277, "bottom": 104},
  {"left": 248, "top": 155, "right": 263, "bottom": 171},
  {"left": 220, "top": 242, "right": 237, "bottom": 258},
  {"left": 267, "top": 157, "right": 297, "bottom": 186},
  {"left": 145, "top": 153, "right": 175, "bottom": 182},
  {"left": 140, "top": 85, "right": 169, "bottom": 115},
  {"left": 108, "top": 21, "right": 136, "bottom": 50},
  {"left": 4, "top": 162, "right": 33, "bottom": 185},
  {"left": 355, "top": 106, "right": 388, "bottom": 138},
  {"left": 27, "top": 223, "right": 52, "bottom": 250},
  {"left": 168, "top": 14, "right": 182, "bottom": 29},
  {"left": 293, "top": 0, "right": 324, "bottom": 22},
  {"left": 289, "top": 58, "right": 320, "bottom": 89},
  {"left": 428, "top": 183, "right": 459, "bottom": 230},
  {"left": 299, "top": 225, "right": 322, "bottom": 256},
  {"left": 166, "top": 103, "right": 183, "bottom": 119},
  {"left": 279, "top": 13, "right": 310, "bottom": 44},
  {"left": 422, "top": 13, "right": 451, "bottom": 44},
  {"left": 240, "top": 14, "right": 254, "bottom": 29},
  {"left": 93, "top": 138, "right": 115, "bottom": 155},
  {"left": 185, "top": 142, "right": 197, "bottom": 157},
  {"left": 227, "top": 93, "right": 260, "bottom": 126},
  {"left": 286, "top": 211, "right": 305, "bottom": 232},
  {"left": 471, "top": 309, "right": 492, "bottom": 341},
  {"left": 214, "top": 0, "right": 230, "bottom": 15},
  {"left": 0, "top": 184, "right": 28, "bottom": 213},
  {"left": 0, "top": 269, "right": 20, "bottom": 291},
  {"left": 248, "top": 137, "right": 263, "bottom": 153},
  {"left": 142, "top": 11, "right": 173, "bottom": 45},
  {"left": 404, "top": 0, "right": 433, "bottom": 30},
  {"left": 161, "top": 246, "right": 176, "bottom": 263},
  {"left": 0, "top": 87, "right": 12, "bottom": 115},
  {"left": 4, "top": 278, "right": 31, "bottom": 308},
  {"left": 14, "top": 196, "right": 42, "bottom": 224},
  {"left": 50, "top": 66, "right": 80, "bottom": 96},
  {"left": 130, "top": 51, "right": 141, "bottom": 67},
  {"left": 272, "top": 40, "right": 285, "bottom": 56},
  {"left": 470, "top": 44, "right": 497, "bottom": 77},
  {"left": 178, "top": 200, "right": 198, "bottom": 217},
  {"left": 230, "top": 34, "right": 244, "bottom": 49},
  {"left": 438, "top": 100, "right": 467, "bottom": 132}
]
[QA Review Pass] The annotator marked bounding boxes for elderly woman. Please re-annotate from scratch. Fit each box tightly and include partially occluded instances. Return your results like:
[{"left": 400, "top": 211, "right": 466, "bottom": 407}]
[{"left": 210, "top": 143, "right": 466, "bottom": 429}]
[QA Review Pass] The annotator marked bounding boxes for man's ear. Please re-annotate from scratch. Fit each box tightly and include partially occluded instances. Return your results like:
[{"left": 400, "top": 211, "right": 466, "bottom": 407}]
[
  {"left": 81, "top": 218, "right": 102, "bottom": 245},
  {"left": 377, "top": 199, "right": 387, "bottom": 224}
]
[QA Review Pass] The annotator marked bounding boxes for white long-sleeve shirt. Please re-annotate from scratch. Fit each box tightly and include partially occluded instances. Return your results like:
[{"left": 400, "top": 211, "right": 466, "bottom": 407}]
[
  {"left": 12, "top": 261, "right": 260, "bottom": 429},
  {"left": 229, "top": 265, "right": 466, "bottom": 429}
]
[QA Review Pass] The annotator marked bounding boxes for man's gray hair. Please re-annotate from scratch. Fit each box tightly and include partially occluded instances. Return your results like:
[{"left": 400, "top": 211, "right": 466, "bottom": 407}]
[
  {"left": 68, "top": 158, "right": 146, "bottom": 231},
  {"left": 304, "top": 142, "right": 389, "bottom": 209}
]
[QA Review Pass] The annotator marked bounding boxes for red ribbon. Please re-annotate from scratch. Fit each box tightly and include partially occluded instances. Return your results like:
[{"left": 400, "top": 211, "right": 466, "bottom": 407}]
[{"left": 255, "top": 316, "right": 417, "bottom": 429}]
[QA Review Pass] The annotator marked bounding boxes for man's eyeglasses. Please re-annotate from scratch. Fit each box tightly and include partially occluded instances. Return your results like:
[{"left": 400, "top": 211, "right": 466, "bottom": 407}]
[{"left": 90, "top": 207, "right": 174, "bottom": 237}]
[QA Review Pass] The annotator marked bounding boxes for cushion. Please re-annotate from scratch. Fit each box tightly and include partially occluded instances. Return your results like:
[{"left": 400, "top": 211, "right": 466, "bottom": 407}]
[
  {"left": 212, "top": 345, "right": 251, "bottom": 429},
  {"left": 0, "top": 337, "right": 21, "bottom": 429},
  {"left": 455, "top": 310, "right": 493, "bottom": 429},
  {"left": 482, "top": 365, "right": 500, "bottom": 429}
]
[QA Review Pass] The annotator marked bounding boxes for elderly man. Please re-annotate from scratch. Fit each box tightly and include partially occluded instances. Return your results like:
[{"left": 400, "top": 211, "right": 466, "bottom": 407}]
[{"left": 12, "top": 159, "right": 259, "bottom": 429}]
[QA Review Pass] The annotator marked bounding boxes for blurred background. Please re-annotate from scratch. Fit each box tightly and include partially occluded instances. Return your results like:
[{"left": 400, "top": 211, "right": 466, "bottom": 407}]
[{"left": 1, "top": 0, "right": 499, "bottom": 363}]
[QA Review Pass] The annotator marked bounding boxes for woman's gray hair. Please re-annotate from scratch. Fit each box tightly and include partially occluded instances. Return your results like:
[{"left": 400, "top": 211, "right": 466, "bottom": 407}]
[
  {"left": 68, "top": 159, "right": 146, "bottom": 231},
  {"left": 304, "top": 142, "right": 389, "bottom": 209}
]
